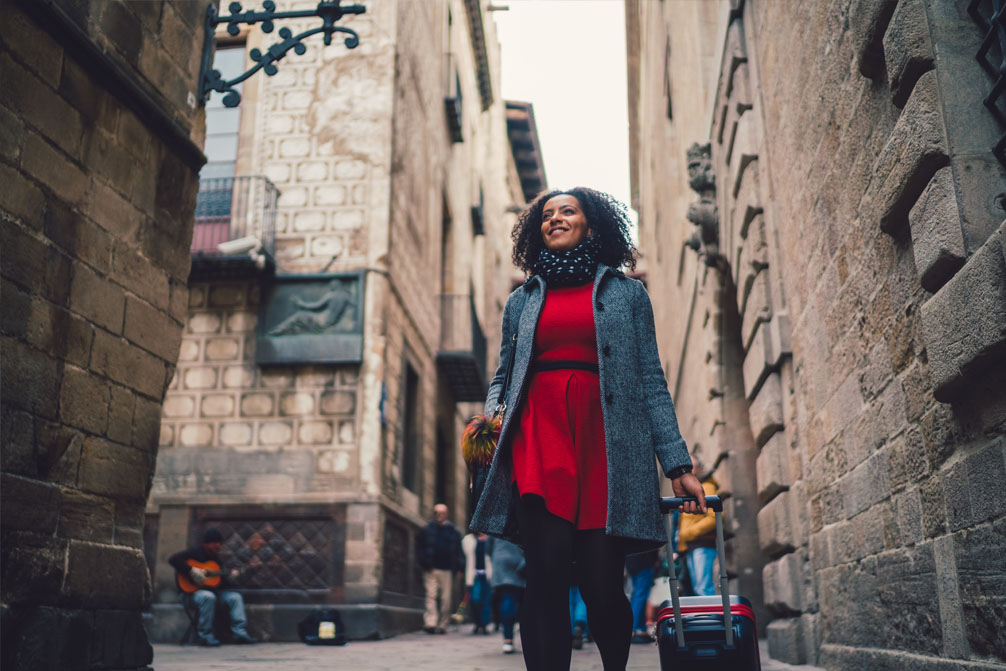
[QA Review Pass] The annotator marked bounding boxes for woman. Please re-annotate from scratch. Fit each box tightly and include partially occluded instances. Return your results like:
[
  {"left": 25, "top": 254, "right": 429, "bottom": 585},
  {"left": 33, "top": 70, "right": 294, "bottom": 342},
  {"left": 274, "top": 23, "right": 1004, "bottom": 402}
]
[
  {"left": 488, "top": 536, "right": 525, "bottom": 654},
  {"left": 470, "top": 187, "right": 706, "bottom": 671}
]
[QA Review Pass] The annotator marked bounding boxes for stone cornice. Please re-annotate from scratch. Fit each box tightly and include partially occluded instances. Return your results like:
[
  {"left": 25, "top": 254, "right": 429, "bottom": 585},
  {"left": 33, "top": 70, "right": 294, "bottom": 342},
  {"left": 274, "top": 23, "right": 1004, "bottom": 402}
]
[
  {"left": 462, "top": 0, "right": 493, "bottom": 111},
  {"left": 505, "top": 101, "right": 546, "bottom": 202}
]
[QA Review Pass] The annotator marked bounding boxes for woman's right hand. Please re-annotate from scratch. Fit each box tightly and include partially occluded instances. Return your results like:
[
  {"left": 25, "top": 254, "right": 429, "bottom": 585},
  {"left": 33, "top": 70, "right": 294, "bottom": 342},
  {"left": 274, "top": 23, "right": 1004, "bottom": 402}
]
[{"left": 671, "top": 472, "right": 707, "bottom": 514}]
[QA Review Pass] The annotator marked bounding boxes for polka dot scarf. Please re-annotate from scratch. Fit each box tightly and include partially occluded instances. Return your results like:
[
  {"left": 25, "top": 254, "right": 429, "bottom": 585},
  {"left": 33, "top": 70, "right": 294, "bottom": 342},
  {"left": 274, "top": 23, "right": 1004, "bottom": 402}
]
[{"left": 533, "top": 235, "right": 602, "bottom": 287}]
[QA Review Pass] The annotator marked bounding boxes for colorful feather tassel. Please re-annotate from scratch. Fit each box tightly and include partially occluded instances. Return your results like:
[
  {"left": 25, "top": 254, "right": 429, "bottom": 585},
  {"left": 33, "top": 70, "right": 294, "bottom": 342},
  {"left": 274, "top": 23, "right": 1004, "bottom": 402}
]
[{"left": 461, "top": 413, "right": 501, "bottom": 471}]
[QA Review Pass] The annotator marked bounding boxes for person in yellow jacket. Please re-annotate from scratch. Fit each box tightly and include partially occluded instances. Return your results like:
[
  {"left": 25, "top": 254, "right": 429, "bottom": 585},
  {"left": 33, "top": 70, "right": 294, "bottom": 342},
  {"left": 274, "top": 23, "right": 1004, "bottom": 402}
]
[{"left": 677, "top": 455, "right": 719, "bottom": 596}]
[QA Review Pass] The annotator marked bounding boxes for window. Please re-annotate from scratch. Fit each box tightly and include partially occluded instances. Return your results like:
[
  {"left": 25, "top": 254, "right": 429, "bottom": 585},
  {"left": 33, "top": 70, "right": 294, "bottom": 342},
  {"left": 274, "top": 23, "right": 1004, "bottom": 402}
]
[
  {"left": 441, "top": 200, "right": 454, "bottom": 294},
  {"left": 202, "top": 45, "right": 246, "bottom": 179},
  {"left": 401, "top": 361, "right": 421, "bottom": 493},
  {"left": 664, "top": 36, "right": 673, "bottom": 121}
]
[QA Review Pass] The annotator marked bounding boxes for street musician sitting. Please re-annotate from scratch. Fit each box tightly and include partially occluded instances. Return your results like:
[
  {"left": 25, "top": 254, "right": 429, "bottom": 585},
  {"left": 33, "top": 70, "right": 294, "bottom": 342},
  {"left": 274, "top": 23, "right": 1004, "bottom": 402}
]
[{"left": 168, "top": 529, "right": 257, "bottom": 646}]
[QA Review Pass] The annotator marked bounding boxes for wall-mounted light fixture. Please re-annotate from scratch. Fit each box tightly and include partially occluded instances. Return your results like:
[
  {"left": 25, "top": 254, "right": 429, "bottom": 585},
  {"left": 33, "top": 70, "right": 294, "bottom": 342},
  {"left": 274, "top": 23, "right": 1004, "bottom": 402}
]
[{"left": 199, "top": 0, "right": 366, "bottom": 108}]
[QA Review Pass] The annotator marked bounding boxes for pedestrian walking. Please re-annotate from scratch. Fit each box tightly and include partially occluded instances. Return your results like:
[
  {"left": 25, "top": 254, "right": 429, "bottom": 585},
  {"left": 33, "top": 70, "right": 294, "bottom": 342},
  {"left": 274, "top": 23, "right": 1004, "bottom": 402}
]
[
  {"left": 488, "top": 536, "right": 525, "bottom": 654},
  {"left": 462, "top": 531, "right": 493, "bottom": 634},
  {"left": 416, "top": 504, "right": 465, "bottom": 633},
  {"left": 625, "top": 549, "right": 659, "bottom": 643},
  {"left": 470, "top": 187, "right": 706, "bottom": 671},
  {"left": 678, "top": 455, "right": 719, "bottom": 596}
]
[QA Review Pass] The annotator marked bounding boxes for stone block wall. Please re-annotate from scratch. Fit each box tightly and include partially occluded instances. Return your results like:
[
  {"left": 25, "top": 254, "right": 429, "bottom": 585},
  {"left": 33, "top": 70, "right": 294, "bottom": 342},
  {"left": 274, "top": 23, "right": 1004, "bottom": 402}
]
[
  {"left": 152, "top": 281, "right": 361, "bottom": 500},
  {"left": 145, "top": 0, "right": 400, "bottom": 637},
  {"left": 1, "top": 1, "right": 206, "bottom": 668},
  {"left": 146, "top": 0, "right": 513, "bottom": 640},
  {"left": 741, "top": 0, "right": 1006, "bottom": 667},
  {"left": 625, "top": 0, "right": 767, "bottom": 630},
  {"left": 256, "top": 0, "right": 394, "bottom": 277},
  {"left": 631, "top": 0, "right": 1006, "bottom": 668}
]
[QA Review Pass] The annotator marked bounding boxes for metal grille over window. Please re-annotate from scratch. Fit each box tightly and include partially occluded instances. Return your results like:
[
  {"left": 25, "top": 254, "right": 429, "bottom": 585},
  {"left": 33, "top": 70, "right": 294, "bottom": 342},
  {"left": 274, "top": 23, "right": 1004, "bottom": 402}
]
[
  {"left": 969, "top": 0, "right": 1006, "bottom": 165},
  {"left": 215, "top": 519, "right": 338, "bottom": 591}
]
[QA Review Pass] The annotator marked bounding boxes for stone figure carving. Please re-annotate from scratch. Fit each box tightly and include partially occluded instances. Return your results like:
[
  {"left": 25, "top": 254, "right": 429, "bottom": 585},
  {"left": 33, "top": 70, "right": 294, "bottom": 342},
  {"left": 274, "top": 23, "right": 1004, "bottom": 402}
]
[
  {"left": 268, "top": 278, "right": 354, "bottom": 336},
  {"left": 687, "top": 142, "right": 716, "bottom": 192},
  {"left": 685, "top": 142, "right": 722, "bottom": 265}
]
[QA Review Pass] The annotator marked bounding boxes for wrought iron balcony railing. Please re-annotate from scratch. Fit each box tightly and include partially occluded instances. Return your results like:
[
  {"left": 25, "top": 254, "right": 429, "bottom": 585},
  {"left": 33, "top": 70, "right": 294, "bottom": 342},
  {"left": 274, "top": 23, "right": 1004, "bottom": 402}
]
[
  {"left": 968, "top": 0, "right": 1006, "bottom": 165},
  {"left": 436, "top": 293, "right": 487, "bottom": 402},
  {"left": 191, "top": 175, "right": 279, "bottom": 278}
]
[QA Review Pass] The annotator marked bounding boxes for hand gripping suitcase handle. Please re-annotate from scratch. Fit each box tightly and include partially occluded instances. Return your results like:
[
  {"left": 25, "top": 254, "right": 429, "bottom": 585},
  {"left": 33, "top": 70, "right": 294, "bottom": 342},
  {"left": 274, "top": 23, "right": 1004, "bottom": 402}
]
[
  {"left": 661, "top": 495, "right": 734, "bottom": 648},
  {"left": 660, "top": 495, "right": 722, "bottom": 513}
]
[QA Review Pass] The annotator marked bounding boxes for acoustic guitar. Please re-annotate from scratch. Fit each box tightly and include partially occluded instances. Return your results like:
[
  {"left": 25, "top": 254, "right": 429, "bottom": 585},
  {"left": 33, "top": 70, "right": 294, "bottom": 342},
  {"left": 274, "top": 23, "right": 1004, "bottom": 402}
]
[{"left": 176, "top": 559, "right": 231, "bottom": 593}]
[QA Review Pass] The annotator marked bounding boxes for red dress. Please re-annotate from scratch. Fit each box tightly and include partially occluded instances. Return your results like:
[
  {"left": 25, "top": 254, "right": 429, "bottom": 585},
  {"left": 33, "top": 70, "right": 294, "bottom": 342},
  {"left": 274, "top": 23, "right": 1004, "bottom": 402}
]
[{"left": 511, "top": 283, "right": 608, "bottom": 530}]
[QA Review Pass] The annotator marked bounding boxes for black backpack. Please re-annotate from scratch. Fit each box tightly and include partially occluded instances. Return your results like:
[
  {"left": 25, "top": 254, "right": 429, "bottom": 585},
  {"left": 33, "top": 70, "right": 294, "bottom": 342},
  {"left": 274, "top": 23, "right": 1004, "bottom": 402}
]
[{"left": 297, "top": 609, "right": 347, "bottom": 645}]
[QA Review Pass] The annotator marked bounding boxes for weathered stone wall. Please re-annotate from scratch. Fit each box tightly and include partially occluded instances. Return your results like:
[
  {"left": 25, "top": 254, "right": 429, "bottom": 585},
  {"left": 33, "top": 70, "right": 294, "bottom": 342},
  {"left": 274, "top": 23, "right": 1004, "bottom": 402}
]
[
  {"left": 1, "top": 0, "right": 205, "bottom": 668},
  {"left": 152, "top": 281, "right": 361, "bottom": 503},
  {"left": 257, "top": 1, "right": 395, "bottom": 275},
  {"left": 147, "top": 0, "right": 513, "bottom": 640},
  {"left": 625, "top": 0, "right": 767, "bottom": 629},
  {"left": 744, "top": 0, "right": 1006, "bottom": 667},
  {"left": 145, "top": 0, "right": 398, "bottom": 640},
  {"left": 631, "top": 0, "right": 1006, "bottom": 669},
  {"left": 380, "top": 0, "right": 512, "bottom": 524}
]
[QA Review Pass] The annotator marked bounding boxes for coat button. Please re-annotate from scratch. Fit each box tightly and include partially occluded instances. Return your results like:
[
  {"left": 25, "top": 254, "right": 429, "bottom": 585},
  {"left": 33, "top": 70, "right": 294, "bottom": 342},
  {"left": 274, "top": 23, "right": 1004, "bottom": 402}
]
[
  {"left": 597, "top": 301, "right": 605, "bottom": 311},
  {"left": 603, "top": 345, "right": 611, "bottom": 357},
  {"left": 605, "top": 393, "right": 614, "bottom": 404}
]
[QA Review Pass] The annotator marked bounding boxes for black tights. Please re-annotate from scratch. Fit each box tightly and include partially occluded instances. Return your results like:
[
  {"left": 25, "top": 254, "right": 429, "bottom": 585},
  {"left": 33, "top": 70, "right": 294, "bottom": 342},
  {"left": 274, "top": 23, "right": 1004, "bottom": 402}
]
[{"left": 518, "top": 494, "right": 632, "bottom": 671}]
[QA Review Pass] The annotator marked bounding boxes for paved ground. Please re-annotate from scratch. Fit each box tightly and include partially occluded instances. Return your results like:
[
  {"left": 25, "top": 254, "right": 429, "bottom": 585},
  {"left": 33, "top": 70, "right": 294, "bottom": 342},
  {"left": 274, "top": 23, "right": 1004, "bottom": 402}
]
[{"left": 153, "top": 625, "right": 825, "bottom": 670}]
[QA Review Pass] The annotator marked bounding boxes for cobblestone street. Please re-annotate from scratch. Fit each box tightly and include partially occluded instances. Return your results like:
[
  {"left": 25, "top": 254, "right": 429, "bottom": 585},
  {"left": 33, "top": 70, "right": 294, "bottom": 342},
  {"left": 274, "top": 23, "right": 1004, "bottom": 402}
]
[{"left": 152, "top": 626, "right": 824, "bottom": 671}]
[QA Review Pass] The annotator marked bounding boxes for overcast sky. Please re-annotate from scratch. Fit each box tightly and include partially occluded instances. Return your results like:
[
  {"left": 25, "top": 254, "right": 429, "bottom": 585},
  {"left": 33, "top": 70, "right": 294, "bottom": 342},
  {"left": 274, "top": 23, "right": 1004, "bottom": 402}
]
[{"left": 493, "top": 1, "right": 631, "bottom": 209}]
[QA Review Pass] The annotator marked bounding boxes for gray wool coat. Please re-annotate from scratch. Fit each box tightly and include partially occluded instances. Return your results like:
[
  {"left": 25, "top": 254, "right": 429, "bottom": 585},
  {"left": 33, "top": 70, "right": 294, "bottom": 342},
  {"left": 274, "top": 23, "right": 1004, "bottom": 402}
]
[{"left": 470, "top": 264, "right": 691, "bottom": 551}]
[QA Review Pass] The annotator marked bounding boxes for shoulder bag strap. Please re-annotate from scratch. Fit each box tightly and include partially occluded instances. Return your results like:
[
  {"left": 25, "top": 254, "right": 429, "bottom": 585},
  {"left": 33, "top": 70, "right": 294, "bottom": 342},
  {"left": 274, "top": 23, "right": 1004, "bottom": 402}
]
[
  {"left": 493, "top": 286, "right": 532, "bottom": 420},
  {"left": 493, "top": 332, "right": 518, "bottom": 420}
]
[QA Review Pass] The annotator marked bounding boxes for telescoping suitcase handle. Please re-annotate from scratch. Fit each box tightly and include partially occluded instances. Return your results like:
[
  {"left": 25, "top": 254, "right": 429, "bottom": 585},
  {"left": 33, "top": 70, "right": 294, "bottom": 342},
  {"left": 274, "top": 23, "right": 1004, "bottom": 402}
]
[{"left": 660, "top": 495, "right": 734, "bottom": 649}]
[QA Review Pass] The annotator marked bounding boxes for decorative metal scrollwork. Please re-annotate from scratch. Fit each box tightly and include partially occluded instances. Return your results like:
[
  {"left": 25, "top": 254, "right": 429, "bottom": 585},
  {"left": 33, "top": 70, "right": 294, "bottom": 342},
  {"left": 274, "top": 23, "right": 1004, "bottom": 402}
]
[
  {"left": 199, "top": 0, "right": 366, "bottom": 108},
  {"left": 967, "top": 0, "right": 1006, "bottom": 165}
]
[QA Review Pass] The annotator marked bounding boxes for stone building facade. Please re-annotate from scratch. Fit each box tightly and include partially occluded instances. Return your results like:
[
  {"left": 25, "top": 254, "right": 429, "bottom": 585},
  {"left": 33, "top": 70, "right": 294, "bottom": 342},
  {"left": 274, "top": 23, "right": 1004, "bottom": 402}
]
[
  {"left": 1, "top": 1, "right": 208, "bottom": 669},
  {"left": 146, "top": 0, "right": 540, "bottom": 641},
  {"left": 627, "top": 0, "right": 1005, "bottom": 669}
]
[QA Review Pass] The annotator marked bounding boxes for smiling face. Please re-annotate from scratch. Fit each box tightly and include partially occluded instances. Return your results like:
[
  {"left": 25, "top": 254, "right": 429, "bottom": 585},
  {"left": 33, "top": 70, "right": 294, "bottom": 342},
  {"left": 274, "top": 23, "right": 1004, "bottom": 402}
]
[{"left": 540, "top": 194, "right": 591, "bottom": 252}]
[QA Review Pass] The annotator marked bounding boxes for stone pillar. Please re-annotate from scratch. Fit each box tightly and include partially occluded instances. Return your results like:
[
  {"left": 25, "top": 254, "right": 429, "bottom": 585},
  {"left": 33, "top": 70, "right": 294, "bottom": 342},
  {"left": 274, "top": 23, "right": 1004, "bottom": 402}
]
[{"left": 0, "top": 1, "right": 205, "bottom": 668}]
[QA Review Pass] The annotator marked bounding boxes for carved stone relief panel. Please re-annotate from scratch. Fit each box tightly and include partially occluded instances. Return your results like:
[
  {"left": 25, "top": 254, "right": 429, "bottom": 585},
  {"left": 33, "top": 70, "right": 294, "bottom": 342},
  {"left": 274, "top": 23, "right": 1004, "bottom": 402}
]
[{"left": 257, "top": 271, "right": 365, "bottom": 364}]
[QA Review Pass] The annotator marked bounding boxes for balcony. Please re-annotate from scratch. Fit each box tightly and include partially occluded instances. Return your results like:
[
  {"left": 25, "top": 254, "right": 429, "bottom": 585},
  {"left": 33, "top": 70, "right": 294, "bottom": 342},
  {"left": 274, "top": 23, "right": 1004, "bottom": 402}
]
[
  {"left": 436, "top": 294, "right": 487, "bottom": 402},
  {"left": 445, "top": 56, "right": 463, "bottom": 143},
  {"left": 190, "top": 175, "right": 279, "bottom": 280}
]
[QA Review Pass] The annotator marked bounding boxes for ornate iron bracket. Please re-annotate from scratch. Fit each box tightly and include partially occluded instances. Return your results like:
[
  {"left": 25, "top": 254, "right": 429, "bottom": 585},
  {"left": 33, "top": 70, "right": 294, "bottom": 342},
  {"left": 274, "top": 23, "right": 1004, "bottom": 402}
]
[
  {"left": 199, "top": 0, "right": 366, "bottom": 108},
  {"left": 967, "top": 0, "right": 1006, "bottom": 165}
]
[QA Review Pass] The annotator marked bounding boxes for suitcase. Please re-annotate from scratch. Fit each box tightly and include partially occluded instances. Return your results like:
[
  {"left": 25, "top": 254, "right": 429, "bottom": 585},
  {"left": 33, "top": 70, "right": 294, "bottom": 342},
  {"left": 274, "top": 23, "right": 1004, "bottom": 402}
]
[{"left": 656, "top": 495, "right": 760, "bottom": 671}]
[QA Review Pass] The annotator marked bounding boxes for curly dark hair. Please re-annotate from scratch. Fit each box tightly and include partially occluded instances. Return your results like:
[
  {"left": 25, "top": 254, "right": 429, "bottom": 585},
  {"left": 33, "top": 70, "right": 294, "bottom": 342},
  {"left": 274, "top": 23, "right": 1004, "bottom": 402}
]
[{"left": 511, "top": 187, "right": 637, "bottom": 273}]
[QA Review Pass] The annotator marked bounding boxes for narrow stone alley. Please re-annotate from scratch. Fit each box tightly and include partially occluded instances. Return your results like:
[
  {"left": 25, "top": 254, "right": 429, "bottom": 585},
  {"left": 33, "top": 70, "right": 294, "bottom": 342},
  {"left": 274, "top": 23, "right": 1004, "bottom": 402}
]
[{"left": 152, "top": 626, "right": 825, "bottom": 671}]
